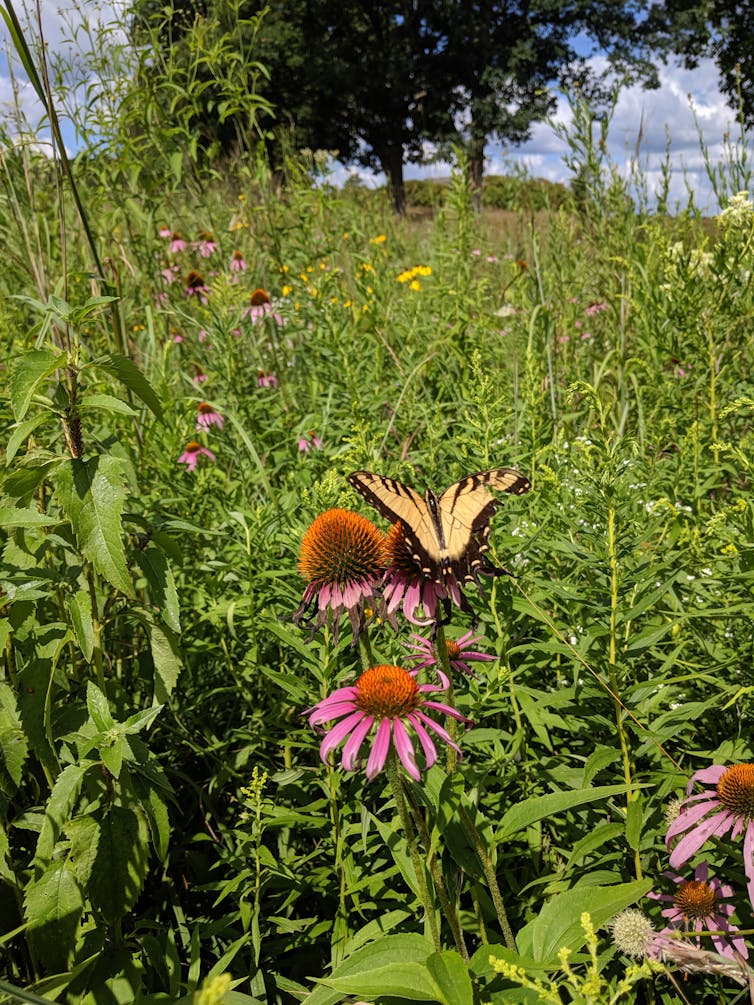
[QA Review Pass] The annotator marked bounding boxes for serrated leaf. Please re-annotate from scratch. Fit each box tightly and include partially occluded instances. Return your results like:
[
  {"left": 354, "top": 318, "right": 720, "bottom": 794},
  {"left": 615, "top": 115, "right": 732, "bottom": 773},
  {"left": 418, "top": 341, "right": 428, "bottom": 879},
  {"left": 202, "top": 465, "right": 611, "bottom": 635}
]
[
  {"left": 86, "top": 681, "right": 114, "bottom": 732},
  {"left": 65, "top": 814, "right": 101, "bottom": 888},
  {"left": 93, "top": 353, "right": 163, "bottom": 420},
  {"left": 88, "top": 804, "right": 150, "bottom": 923},
  {"left": 68, "top": 589, "right": 94, "bottom": 662},
  {"left": 34, "top": 763, "right": 87, "bottom": 871},
  {"left": 148, "top": 621, "right": 181, "bottom": 703},
  {"left": 54, "top": 455, "right": 134, "bottom": 597},
  {"left": 6, "top": 413, "right": 51, "bottom": 464},
  {"left": 0, "top": 681, "right": 28, "bottom": 795},
  {"left": 79, "top": 393, "right": 138, "bottom": 416},
  {"left": 426, "top": 951, "right": 474, "bottom": 1005},
  {"left": 24, "top": 864, "right": 83, "bottom": 971},
  {"left": 136, "top": 545, "right": 180, "bottom": 633},
  {"left": 0, "top": 506, "right": 58, "bottom": 528},
  {"left": 315, "top": 934, "right": 439, "bottom": 1001},
  {"left": 495, "top": 784, "right": 633, "bottom": 842},
  {"left": 100, "top": 735, "right": 125, "bottom": 778},
  {"left": 9, "top": 348, "right": 62, "bottom": 421},
  {"left": 517, "top": 880, "right": 653, "bottom": 962}
]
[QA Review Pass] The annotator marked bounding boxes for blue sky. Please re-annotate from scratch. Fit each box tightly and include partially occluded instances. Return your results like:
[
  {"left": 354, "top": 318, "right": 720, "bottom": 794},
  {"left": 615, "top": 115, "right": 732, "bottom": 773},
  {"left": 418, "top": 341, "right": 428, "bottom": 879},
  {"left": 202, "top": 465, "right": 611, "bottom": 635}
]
[{"left": 0, "top": 2, "right": 745, "bottom": 214}]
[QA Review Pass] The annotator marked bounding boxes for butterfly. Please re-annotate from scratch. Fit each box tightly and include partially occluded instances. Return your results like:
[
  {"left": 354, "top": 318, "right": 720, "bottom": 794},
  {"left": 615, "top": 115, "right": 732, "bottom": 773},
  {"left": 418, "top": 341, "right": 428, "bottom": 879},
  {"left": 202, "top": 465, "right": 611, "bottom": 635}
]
[{"left": 347, "top": 468, "right": 531, "bottom": 585}]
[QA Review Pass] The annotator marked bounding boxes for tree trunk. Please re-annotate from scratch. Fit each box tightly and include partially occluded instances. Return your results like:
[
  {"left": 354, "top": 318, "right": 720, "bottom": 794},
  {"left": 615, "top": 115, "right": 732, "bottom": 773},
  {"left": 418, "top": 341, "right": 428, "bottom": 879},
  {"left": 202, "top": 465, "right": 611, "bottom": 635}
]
[{"left": 380, "top": 144, "right": 407, "bottom": 215}]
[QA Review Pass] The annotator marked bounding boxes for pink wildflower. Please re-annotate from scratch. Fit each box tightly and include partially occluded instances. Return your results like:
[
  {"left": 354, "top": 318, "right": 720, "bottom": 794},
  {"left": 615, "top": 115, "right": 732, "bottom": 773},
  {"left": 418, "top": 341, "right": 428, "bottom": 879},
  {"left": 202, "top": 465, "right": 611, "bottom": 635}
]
[
  {"left": 586, "top": 300, "right": 608, "bottom": 315},
  {"left": 230, "top": 250, "right": 247, "bottom": 272},
  {"left": 257, "top": 370, "right": 278, "bottom": 388},
  {"left": 405, "top": 630, "right": 496, "bottom": 679},
  {"left": 649, "top": 862, "right": 748, "bottom": 960},
  {"left": 184, "top": 270, "right": 210, "bottom": 304},
  {"left": 305, "top": 664, "right": 470, "bottom": 781},
  {"left": 196, "top": 231, "right": 217, "bottom": 257},
  {"left": 298, "top": 432, "right": 322, "bottom": 452},
  {"left": 178, "top": 441, "right": 216, "bottom": 472},
  {"left": 196, "top": 402, "right": 224, "bottom": 431},
  {"left": 170, "top": 232, "right": 186, "bottom": 253}
]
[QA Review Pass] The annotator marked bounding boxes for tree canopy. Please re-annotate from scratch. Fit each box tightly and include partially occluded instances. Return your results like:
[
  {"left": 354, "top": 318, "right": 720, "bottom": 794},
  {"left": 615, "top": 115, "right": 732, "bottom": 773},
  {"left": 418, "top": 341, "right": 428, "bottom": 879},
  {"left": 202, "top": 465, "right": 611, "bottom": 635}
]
[{"left": 126, "top": 0, "right": 754, "bottom": 212}]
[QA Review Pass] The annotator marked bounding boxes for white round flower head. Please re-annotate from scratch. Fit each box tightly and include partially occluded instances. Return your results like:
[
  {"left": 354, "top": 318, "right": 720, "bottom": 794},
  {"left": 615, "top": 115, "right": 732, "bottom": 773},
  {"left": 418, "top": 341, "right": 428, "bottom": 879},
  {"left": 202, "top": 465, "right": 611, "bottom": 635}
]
[
  {"left": 608, "top": 909, "right": 656, "bottom": 959},
  {"left": 664, "top": 795, "right": 683, "bottom": 827},
  {"left": 719, "top": 190, "right": 754, "bottom": 230}
]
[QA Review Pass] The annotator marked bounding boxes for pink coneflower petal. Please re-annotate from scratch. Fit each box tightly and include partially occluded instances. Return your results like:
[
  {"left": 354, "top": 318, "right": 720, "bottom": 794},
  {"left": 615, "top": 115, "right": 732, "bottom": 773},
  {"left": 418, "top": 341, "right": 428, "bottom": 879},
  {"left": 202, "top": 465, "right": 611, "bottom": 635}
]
[
  {"left": 669, "top": 810, "right": 734, "bottom": 868},
  {"left": 687, "top": 765, "right": 727, "bottom": 791},
  {"left": 667, "top": 798, "right": 721, "bottom": 840},
  {"left": 308, "top": 699, "right": 359, "bottom": 726},
  {"left": 320, "top": 711, "right": 367, "bottom": 762},
  {"left": 342, "top": 715, "right": 374, "bottom": 771},
  {"left": 391, "top": 718, "right": 420, "bottom": 781},
  {"left": 366, "top": 717, "right": 394, "bottom": 780}
]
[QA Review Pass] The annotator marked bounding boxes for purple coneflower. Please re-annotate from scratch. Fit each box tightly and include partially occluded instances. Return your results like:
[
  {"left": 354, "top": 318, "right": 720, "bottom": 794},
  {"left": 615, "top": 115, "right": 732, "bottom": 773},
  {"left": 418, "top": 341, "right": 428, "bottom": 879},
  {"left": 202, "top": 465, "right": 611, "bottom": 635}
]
[
  {"left": 585, "top": 300, "right": 607, "bottom": 315},
  {"left": 298, "top": 431, "right": 322, "bottom": 452},
  {"left": 649, "top": 862, "right": 748, "bottom": 960},
  {"left": 305, "top": 664, "right": 470, "bottom": 781},
  {"left": 178, "top": 441, "right": 216, "bottom": 472},
  {"left": 667, "top": 763, "right": 754, "bottom": 907},
  {"left": 257, "top": 370, "right": 278, "bottom": 388},
  {"left": 170, "top": 232, "right": 186, "bottom": 254},
  {"left": 380, "top": 521, "right": 464, "bottom": 626},
  {"left": 230, "top": 249, "right": 247, "bottom": 272},
  {"left": 196, "top": 231, "right": 217, "bottom": 257},
  {"left": 193, "top": 367, "right": 208, "bottom": 385},
  {"left": 405, "top": 631, "right": 496, "bottom": 679},
  {"left": 184, "top": 270, "right": 210, "bottom": 304},
  {"left": 244, "top": 288, "right": 284, "bottom": 325},
  {"left": 294, "top": 508, "right": 383, "bottom": 641},
  {"left": 162, "top": 265, "right": 180, "bottom": 285},
  {"left": 159, "top": 226, "right": 171, "bottom": 239},
  {"left": 196, "top": 402, "right": 224, "bottom": 431}
]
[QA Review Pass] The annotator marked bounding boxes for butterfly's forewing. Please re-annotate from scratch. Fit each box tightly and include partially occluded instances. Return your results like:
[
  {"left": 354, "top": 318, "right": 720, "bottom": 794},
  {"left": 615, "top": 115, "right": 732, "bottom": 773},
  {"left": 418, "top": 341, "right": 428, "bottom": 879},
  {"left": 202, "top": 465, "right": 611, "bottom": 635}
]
[
  {"left": 437, "top": 468, "right": 531, "bottom": 577},
  {"left": 347, "top": 471, "right": 439, "bottom": 575}
]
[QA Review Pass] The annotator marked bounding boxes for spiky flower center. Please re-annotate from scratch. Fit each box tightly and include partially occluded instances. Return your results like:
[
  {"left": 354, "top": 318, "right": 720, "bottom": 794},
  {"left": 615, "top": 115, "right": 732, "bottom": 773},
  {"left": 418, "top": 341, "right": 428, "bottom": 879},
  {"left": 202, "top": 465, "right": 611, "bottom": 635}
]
[
  {"left": 356, "top": 665, "right": 421, "bottom": 717},
  {"left": 198, "top": 402, "right": 214, "bottom": 414},
  {"left": 185, "top": 270, "right": 206, "bottom": 290},
  {"left": 250, "top": 288, "right": 270, "bottom": 306},
  {"left": 445, "top": 639, "right": 461, "bottom": 660},
  {"left": 298, "top": 509, "right": 383, "bottom": 586},
  {"left": 185, "top": 441, "right": 201, "bottom": 453},
  {"left": 382, "top": 521, "right": 422, "bottom": 576},
  {"left": 674, "top": 880, "right": 717, "bottom": 920},
  {"left": 716, "top": 764, "right": 754, "bottom": 820}
]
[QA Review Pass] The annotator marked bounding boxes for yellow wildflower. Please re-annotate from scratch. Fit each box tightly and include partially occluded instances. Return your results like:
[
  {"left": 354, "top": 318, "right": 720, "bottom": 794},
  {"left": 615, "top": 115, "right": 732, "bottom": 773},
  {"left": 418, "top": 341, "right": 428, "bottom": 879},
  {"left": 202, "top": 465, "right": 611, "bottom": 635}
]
[
  {"left": 371, "top": 234, "right": 387, "bottom": 244},
  {"left": 409, "top": 279, "right": 421, "bottom": 291}
]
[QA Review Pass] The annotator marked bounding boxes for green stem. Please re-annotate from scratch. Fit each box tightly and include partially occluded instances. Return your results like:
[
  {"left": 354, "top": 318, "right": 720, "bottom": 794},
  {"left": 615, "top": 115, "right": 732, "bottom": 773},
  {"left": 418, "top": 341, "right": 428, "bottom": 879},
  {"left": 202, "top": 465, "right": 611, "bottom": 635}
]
[
  {"left": 385, "top": 751, "right": 441, "bottom": 952},
  {"left": 458, "top": 803, "right": 517, "bottom": 951},
  {"left": 434, "top": 624, "right": 458, "bottom": 774},
  {"left": 404, "top": 783, "right": 469, "bottom": 961},
  {"left": 706, "top": 317, "right": 719, "bottom": 466},
  {"left": 359, "top": 624, "right": 374, "bottom": 669},
  {"left": 607, "top": 503, "right": 641, "bottom": 881}
]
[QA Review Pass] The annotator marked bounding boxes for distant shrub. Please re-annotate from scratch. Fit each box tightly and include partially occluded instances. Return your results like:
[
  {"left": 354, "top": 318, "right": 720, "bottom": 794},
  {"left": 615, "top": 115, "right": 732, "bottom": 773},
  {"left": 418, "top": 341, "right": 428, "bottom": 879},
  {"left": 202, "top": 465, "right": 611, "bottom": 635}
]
[
  {"left": 481, "top": 174, "right": 571, "bottom": 211},
  {"left": 403, "top": 179, "right": 448, "bottom": 207}
]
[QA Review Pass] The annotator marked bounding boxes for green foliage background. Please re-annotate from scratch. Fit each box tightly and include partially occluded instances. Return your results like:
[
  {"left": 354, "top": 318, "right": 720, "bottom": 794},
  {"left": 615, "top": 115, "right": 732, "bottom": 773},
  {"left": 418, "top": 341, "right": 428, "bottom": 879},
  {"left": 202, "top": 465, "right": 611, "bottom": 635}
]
[{"left": 1, "top": 5, "right": 754, "bottom": 1004}]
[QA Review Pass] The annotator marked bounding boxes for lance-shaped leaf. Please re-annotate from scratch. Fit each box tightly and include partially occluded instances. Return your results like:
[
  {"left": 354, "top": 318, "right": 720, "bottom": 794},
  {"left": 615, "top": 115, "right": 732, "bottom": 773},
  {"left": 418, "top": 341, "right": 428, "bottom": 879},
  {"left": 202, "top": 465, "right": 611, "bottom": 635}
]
[
  {"left": 91, "top": 353, "right": 163, "bottom": 421},
  {"left": 24, "top": 864, "right": 83, "bottom": 971},
  {"left": 88, "top": 804, "right": 150, "bottom": 924},
  {"left": 54, "top": 456, "right": 134, "bottom": 598},
  {"left": 9, "top": 348, "right": 62, "bottom": 421}
]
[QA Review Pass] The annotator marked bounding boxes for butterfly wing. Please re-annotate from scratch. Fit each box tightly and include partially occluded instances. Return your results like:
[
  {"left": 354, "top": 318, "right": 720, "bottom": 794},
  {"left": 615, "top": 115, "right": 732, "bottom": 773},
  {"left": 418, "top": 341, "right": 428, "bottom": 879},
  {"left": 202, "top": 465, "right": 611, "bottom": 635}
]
[
  {"left": 436, "top": 468, "right": 531, "bottom": 580},
  {"left": 347, "top": 470, "right": 441, "bottom": 576}
]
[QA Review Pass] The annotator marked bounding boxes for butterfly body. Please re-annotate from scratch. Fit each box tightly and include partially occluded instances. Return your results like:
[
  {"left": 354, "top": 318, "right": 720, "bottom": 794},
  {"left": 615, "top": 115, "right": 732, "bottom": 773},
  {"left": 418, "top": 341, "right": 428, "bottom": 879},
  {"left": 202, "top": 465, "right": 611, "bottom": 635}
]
[{"left": 348, "top": 468, "right": 530, "bottom": 584}]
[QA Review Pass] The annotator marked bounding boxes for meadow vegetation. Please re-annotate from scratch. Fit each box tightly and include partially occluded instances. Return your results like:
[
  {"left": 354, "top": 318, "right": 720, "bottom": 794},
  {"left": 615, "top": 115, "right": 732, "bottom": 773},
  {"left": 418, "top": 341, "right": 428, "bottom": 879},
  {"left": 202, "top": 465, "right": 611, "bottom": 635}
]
[{"left": 2, "top": 11, "right": 754, "bottom": 1005}]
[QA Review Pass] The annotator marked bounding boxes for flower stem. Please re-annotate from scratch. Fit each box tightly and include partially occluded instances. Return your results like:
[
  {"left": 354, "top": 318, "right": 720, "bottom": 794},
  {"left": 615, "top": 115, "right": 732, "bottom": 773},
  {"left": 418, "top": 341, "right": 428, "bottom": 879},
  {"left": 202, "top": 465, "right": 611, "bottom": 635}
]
[
  {"left": 434, "top": 624, "right": 458, "bottom": 774},
  {"left": 607, "top": 502, "right": 642, "bottom": 881},
  {"left": 385, "top": 751, "right": 441, "bottom": 952},
  {"left": 458, "top": 802, "right": 517, "bottom": 951}
]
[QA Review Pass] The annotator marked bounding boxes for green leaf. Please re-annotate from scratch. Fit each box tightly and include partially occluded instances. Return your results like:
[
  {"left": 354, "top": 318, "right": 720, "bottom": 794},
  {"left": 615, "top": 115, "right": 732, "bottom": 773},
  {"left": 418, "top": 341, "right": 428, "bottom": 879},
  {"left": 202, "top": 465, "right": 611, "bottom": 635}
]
[
  {"left": 314, "top": 934, "right": 439, "bottom": 1001},
  {"left": 65, "top": 814, "right": 101, "bottom": 887},
  {"left": 100, "top": 735, "right": 126, "bottom": 778},
  {"left": 68, "top": 589, "right": 94, "bottom": 663},
  {"left": 0, "top": 682, "right": 28, "bottom": 796},
  {"left": 78, "top": 393, "right": 138, "bottom": 417},
  {"left": 0, "top": 506, "right": 58, "bottom": 529},
  {"left": 141, "top": 786, "right": 170, "bottom": 861},
  {"left": 88, "top": 804, "right": 150, "bottom": 924},
  {"left": 5, "top": 413, "right": 51, "bottom": 464},
  {"left": 495, "top": 784, "right": 634, "bottom": 842},
  {"left": 92, "top": 353, "right": 163, "bottom": 420},
  {"left": 24, "top": 864, "right": 83, "bottom": 971},
  {"left": 86, "top": 681, "right": 115, "bottom": 732},
  {"left": 426, "top": 951, "right": 474, "bottom": 1005},
  {"left": 9, "top": 348, "right": 61, "bottom": 421},
  {"left": 136, "top": 545, "right": 181, "bottom": 633},
  {"left": 34, "top": 763, "right": 87, "bottom": 871},
  {"left": 54, "top": 455, "right": 134, "bottom": 597},
  {"left": 625, "top": 797, "right": 644, "bottom": 851},
  {"left": 148, "top": 621, "right": 182, "bottom": 703},
  {"left": 516, "top": 880, "right": 652, "bottom": 963}
]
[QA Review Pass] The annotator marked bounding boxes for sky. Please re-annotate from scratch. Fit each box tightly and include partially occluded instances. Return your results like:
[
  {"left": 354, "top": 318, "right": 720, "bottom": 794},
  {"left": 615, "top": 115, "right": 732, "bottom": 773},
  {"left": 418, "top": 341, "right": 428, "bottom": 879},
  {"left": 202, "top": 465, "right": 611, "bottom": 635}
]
[{"left": 0, "top": 1, "right": 747, "bottom": 215}]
